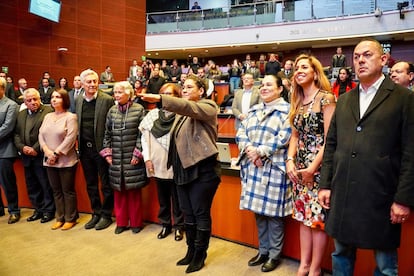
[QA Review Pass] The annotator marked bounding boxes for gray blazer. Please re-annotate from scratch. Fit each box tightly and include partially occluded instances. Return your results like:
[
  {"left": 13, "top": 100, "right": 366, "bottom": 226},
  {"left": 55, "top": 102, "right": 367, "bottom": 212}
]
[
  {"left": 68, "top": 88, "right": 83, "bottom": 113},
  {"left": 231, "top": 87, "right": 261, "bottom": 129},
  {"left": 75, "top": 91, "right": 114, "bottom": 152},
  {"left": 0, "top": 96, "right": 18, "bottom": 158}
]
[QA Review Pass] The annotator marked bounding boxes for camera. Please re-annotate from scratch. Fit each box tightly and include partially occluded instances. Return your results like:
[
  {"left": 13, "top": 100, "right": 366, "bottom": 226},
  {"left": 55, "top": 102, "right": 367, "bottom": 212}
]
[{"left": 397, "top": 1, "right": 409, "bottom": 10}]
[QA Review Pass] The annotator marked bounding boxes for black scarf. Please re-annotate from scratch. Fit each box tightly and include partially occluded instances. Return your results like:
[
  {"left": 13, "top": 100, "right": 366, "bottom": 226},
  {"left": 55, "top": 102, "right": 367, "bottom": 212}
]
[{"left": 151, "top": 109, "right": 175, "bottom": 138}]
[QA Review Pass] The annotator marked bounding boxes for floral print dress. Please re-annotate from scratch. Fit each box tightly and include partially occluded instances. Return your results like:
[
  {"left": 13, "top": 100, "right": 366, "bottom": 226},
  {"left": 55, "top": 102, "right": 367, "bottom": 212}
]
[{"left": 292, "top": 93, "right": 330, "bottom": 229}]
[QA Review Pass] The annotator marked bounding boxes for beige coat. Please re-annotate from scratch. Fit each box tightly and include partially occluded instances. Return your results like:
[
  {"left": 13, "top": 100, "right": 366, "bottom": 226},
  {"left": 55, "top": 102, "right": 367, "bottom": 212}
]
[{"left": 162, "top": 96, "right": 218, "bottom": 169}]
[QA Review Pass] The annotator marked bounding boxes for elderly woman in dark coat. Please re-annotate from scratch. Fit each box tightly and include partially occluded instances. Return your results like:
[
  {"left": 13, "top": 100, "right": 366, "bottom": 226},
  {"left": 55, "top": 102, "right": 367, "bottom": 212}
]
[{"left": 100, "top": 81, "right": 146, "bottom": 234}]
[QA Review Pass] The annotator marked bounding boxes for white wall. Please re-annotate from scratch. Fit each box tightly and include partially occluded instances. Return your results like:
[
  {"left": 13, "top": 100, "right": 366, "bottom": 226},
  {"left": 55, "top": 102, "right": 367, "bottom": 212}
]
[{"left": 146, "top": 10, "right": 414, "bottom": 51}]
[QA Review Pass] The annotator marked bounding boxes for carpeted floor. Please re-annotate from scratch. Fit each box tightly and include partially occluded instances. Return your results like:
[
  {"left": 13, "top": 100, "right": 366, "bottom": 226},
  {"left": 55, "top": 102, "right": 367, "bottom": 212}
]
[{"left": 0, "top": 208, "right": 306, "bottom": 276}]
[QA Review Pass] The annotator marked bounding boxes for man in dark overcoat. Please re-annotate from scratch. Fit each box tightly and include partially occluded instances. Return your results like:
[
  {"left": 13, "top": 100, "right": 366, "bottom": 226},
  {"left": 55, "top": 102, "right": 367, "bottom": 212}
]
[{"left": 319, "top": 39, "right": 414, "bottom": 275}]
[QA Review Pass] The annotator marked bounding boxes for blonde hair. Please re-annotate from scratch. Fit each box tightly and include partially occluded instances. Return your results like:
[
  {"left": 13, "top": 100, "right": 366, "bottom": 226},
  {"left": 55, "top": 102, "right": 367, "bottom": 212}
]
[{"left": 288, "top": 54, "right": 331, "bottom": 126}]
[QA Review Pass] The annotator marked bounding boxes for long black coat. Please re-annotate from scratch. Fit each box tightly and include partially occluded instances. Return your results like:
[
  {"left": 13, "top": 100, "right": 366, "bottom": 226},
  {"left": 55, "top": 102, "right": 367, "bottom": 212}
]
[{"left": 320, "top": 77, "right": 414, "bottom": 249}]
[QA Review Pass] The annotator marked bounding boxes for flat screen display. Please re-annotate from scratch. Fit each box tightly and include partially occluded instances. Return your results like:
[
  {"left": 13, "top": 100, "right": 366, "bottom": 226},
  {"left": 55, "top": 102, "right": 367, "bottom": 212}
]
[{"left": 29, "top": 0, "right": 61, "bottom": 23}]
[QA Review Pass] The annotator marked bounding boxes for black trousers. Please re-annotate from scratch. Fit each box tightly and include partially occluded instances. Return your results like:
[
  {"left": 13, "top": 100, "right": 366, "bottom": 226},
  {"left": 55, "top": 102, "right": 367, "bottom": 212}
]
[
  {"left": 176, "top": 171, "right": 220, "bottom": 231},
  {"left": 156, "top": 178, "right": 184, "bottom": 228},
  {"left": 23, "top": 156, "right": 55, "bottom": 215},
  {"left": 0, "top": 158, "right": 19, "bottom": 215},
  {"left": 46, "top": 164, "right": 78, "bottom": 222},
  {"left": 80, "top": 147, "right": 113, "bottom": 218}
]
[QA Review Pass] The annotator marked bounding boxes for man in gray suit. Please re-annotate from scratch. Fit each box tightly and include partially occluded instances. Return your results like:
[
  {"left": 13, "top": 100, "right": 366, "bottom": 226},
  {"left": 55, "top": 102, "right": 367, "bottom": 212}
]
[
  {"left": 0, "top": 76, "right": 20, "bottom": 223},
  {"left": 76, "top": 69, "right": 115, "bottom": 230},
  {"left": 231, "top": 73, "right": 260, "bottom": 130},
  {"left": 68, "top": 76, "right": 83, "bottom": 113},
  {"left": 319, "top": 39, "right": 414, "bottom": 275}
]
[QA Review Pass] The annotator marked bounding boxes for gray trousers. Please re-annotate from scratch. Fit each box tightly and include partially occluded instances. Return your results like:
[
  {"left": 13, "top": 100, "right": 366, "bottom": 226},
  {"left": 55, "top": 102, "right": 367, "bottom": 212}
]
[{"left": 255, "top": 214, "right": 285, "bottom": 260}]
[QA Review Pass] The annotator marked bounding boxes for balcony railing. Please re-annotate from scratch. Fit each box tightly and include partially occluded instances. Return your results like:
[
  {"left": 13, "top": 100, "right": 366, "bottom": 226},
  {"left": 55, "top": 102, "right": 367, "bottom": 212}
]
[{"left": 147, "top": 0, "right": 408, "bottom": 34}]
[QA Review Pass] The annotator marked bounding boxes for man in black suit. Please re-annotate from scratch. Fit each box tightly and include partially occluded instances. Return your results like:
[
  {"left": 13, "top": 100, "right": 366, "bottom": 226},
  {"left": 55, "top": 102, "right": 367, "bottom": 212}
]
[
  {"left": 76, "top": 69, "right": 115, "bottom": 230},
  {"left": 39, "top": 78, "right": 54, "bottom": 104},
  {"left": 331, "top": 46, "right": 346, "bottom": 68},
  {"left": 319, "top": 39, "right": 414, "bottom": 275},
  {"left": 15, "top": 78, "right": 28, "bottom": 105},
  {"left": 68, "top": 76, "right": 83, "bottom": 113},
  {"left": 0, "top": 72, "right": 16, "bottom": 102},
  {"left": 14, "top": 88, "right": 55, "bottom": 223}
]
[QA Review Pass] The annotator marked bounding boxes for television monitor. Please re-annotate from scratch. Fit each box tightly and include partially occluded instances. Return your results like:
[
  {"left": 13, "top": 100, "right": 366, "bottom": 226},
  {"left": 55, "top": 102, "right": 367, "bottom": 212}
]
[{"left": 29, "top": 0, "right": 61, "bottom": 23}]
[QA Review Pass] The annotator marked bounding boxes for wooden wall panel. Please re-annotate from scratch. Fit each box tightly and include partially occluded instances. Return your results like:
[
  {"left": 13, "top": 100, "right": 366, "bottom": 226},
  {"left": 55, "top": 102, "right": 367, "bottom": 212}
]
[{"left": 0, "top": 0, "right": 146, "bottom": 87}]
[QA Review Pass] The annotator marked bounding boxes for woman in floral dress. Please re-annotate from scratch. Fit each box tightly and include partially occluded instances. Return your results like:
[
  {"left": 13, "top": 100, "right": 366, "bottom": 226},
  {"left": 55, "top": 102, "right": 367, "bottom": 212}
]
[{"left": 286, "top": 54, "right": 336, "bottom": 276}]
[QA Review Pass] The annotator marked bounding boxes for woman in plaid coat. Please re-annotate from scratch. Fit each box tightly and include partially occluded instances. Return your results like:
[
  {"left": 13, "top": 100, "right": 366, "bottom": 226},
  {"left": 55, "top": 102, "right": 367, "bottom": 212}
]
[{"left": 236, "top": 75, "right": 292, "bottom": 273}]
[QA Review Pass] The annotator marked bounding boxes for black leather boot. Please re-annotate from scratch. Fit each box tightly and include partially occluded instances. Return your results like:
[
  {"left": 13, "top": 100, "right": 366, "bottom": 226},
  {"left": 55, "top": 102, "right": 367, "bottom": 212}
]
[
  {"left": 177, "top": 223, "right": 197, "bottom": 265},
  {"left": 185, "top": 229, "right": 210, "bottom": 273}
]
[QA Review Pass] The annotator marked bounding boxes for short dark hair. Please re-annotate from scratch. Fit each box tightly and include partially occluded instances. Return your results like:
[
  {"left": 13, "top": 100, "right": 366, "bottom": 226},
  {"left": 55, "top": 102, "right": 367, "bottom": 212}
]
[
  {"left": 54, "top": 89, "right": 70, "bottom": 110},
  {"left": 408, "top": 62, "right": 414, "bottom": 74}
]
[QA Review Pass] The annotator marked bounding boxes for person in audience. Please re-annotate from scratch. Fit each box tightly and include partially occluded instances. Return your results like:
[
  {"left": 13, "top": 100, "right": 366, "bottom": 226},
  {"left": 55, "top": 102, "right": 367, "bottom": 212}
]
[
  {"left": 286, "top": 54, "right": 335, "bottom": 276},
  {"left": 331, "top": 67, "right": 357, "bottom": 98},
  {"left": 100, "top": 66, "right": 115, "bottom": 83},
  {"left": 38, "top": 72, "right": 56, "bottom": 91},
  {"left": 384, "top": 50, "right": 396, "bottom": 69},
  {"left": 278, "top": 59, "right": 295, "bottom": 80},
  {"left": 15, "top": 78, "right": 28, "bottom": 105},
  {"left": 265, "top": 53, "right": 281, "bottom": 76},
  {"left": 139, "top": 83, "right": 184, "bottom": 241},
  {"left": 179, "top": 73, "right": 188, "bottom": 87},
  {"left": 100, "top": 81, "right": 146, "bottom": 234},
  {"left": 207, "top": 61, "right": 221, "bottom": 81},
  {"left": 169, "top": 59, "right": 182, "bottom": 83},
  {"left": 160, "top": 60, "right": 171, "bottom": 81},
  {"left": 188, "top": 56, "right": 201, "bottom": 75},
  {"left": 242, "top": 54, "right": 252, "bottom": 73},
  {"left": 14, "top": 88, "right": 55, "bottom": 223},
  {"left": 76, "top": 69, "right": 115, "bottom": 231},
  {"left": 236, "top": 74, "right": 292, "bottom": 273},
  {"left": 147, "top": 67, "right": 166, "bottom": 95},
  {"left": 332, "top": 46, "right": 346, "bottom": 68},
  {"left": 132, "top": 79, "right": 147, "bottom": 108},
  {"left": 228, "top": 59, "right": 242, "bottom": 94},
  {"left": 139, "top": 75, "right": 221, "bottom": 273},
  {"left": 390, "top": 61, "right": 414, "bottom": 90},
  {"left": 39, "top": 78, "right": 54, "bottom": 104},
  {"left": 68, "top": 76, "right": 83, "bottom": 113},
  {"left": 57, "top": 77, "right": 70, "bottom": 91},
  {"left": 191, "top": 2, "right": 202, "bottom": 11},
  {"left": 0, "top": 72, "right": 16, "bottom": 102},
  {"left": 281, "top": 77, "right": 292, "bottom": 102},
  {"left": 196, "top": 67, "right": 214, "bottom": 98},
  {"left": 319, "top": 39, "right": 414, "bottom": 276},
  {"left": 257, "top": 54, "right": 267, "bottom": 78},
  {"left": 129, "top": 59, "right": 142, "bottom": 81},
  {"left": 231, "top": 73, "right": 260, "bottom": 130},
  {"left": 246, "top": 60, "right": 260, "bottom": 80},
  {"left": 38, "top": 89, "right": 78, "bottom": 230},
  {"left": 0, "top": 76, "right": 20, "bottom": 223}
]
